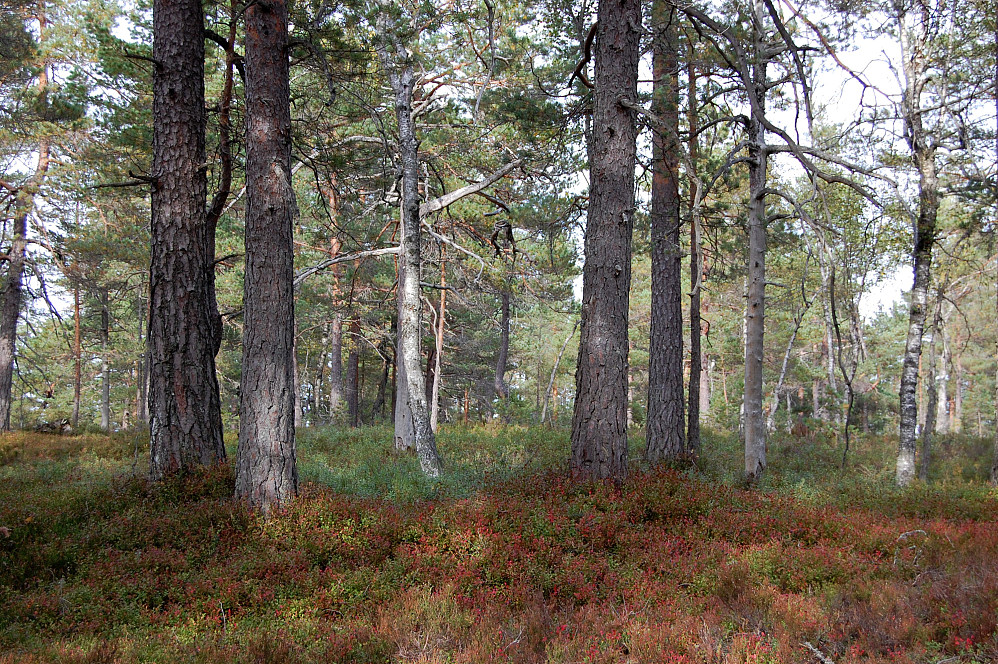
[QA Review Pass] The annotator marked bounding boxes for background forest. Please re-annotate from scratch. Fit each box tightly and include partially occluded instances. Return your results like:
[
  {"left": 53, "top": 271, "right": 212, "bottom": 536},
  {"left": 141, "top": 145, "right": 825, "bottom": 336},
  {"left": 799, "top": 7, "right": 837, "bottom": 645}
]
[
  {"left": 2, "top": 0, "right": 998, "bottom": 660},
  {"left": 0, "top": 0, "right": 996, "bottom": 466}
]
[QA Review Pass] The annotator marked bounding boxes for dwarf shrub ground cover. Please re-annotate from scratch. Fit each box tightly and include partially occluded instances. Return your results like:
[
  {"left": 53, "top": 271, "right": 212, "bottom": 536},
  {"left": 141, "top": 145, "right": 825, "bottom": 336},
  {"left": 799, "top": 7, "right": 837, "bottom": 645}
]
[{"left": 1, "top": 425, "right": 996, "bottom": 662}]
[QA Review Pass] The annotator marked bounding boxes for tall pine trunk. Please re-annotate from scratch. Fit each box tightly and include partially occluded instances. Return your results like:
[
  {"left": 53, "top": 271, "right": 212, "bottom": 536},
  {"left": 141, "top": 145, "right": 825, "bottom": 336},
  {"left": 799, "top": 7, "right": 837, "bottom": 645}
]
[
  {"left": 646, "top": 0, "right": 685, "bottom": 463},
  {"left": 100, "top": 289, "right": 110, "bottom": 431},
  {"left": 71, "top": 286, "right": 81, "bottom": 429},
  {"left": 148, "top": 0, "right": 224, "bottom": 477},
  {"left": 347, "top": 319, "right": 360, "bottom": 427},
  {"left": 235, "top": 0, "right": 298, "bottom": 513},
  {"left": 570, "top": 0, "right": 641, "bottom": 483}
]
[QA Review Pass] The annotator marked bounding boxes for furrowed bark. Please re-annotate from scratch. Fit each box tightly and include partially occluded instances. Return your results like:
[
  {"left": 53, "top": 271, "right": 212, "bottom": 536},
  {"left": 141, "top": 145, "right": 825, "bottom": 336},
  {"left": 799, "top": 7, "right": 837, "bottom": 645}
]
[
  {"left": 148, "top": 0, "right": 225, "bottom": 476},
  {"left": 570, "top": 0, "right": 642, "bottom": 483},
  {"left": 235, "top": 0, "right": 298, "bottom": 513},
  {"left": 646, "top": 0, "right": 686, "bottom": 463}
]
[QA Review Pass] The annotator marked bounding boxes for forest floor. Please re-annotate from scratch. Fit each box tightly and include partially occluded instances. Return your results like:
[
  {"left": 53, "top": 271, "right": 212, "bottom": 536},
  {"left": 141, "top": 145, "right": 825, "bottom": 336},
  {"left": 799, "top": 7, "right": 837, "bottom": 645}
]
[{"left": 1, "top": 423, "right": 997, "bottom": 663}]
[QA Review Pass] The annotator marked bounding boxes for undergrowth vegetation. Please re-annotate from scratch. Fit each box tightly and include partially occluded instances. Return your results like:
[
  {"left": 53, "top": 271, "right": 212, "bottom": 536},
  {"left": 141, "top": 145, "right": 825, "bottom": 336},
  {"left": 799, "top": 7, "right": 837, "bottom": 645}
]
[{"left": 1, "top": 425, "right": 997, "bottom": 662}]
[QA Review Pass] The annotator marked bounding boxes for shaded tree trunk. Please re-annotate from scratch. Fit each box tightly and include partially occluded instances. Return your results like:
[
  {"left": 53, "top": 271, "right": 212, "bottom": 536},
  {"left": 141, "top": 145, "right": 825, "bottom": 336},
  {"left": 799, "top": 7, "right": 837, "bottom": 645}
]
[
  {"left": 935, "top": 318, "right": 950, "bottom": 433},
  {"left": 919, "top": 292, "right": 942, "bottom": 481},
  {"left": 646, "top": 0, "right": 686, "bottom": 463},
  {"left": 234, "top": 0, "right": 298, "bottom": 513},
  {"left": 952, "top": 355, "right": 963, "bottom": 433},
  {"left": 424, "top": 344, "right": 435, "bottom": 408},
  {"left": 135, "top": 292, "right": 148, "bottom": 425},
  {"left": 372, "top": 338, "right": 391, "bottom": 420},
  {"left": 494, "top": 289, "right": 510, "bottom": 400},
  {"left": 328, "top": 316, "right": 344, "bottom": 419},
  {"left": 347, "top": 318, "right": 360, "bottom": 427},
  {"left": 293, "top": 321, "right": 302, "bottom": 429},
  {"left": 148, "top": 0, "right": 225, "bottom": 477},
  {"left": 100, "top": 288, "right": 110, "bottom": 432},
  {"left": 570, "top": 0, "right": 641, "bottom": 483},
  {"left": 430, "top": 262, "right": 446, "bottom": 431},
  {"left": 71, "top": 286, "right": 81, "bottom": 429},
  {"left": 541, "top": 320, "right": 578, "bottom": 424}
]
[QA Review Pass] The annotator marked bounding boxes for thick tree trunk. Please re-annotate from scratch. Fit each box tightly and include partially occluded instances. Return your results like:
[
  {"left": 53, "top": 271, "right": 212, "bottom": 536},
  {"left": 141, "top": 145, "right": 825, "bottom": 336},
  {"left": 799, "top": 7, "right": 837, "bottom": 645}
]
[
  {"left": 377, "top": 22, "right": 442, "bottom": 475},
  {"left": 570, "top": 0, "right": 641, "bottom": 483},
  {"left": 494, "top": 289, "right": 511, "bottom": 401},
  {"left": 100, "top": 289, "right": 110, "bottom": 432},
  {"left": 646, "top": 0, "right": 686, "bottom": 464},
  {"left": 687, "top": 45, "right": 703, "bottom": 456},
  {"left": 234, "top": 0, "right": 298, "bottom": 513},
  {"left": 347, "top": 318, "right": 360, "bottom": 427},
  {"left": 744, "top": 1, "right": 769, "bottom": 481},
  {"left": 148, "top": 0, "right": 225, "bottom": 477}
]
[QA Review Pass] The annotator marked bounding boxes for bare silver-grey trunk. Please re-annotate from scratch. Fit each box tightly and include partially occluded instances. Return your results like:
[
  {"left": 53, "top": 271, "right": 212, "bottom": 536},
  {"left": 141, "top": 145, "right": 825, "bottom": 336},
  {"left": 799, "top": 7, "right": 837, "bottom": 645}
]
[{"left": 377, "top": 21, "right": 442, "bottom": 475}]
